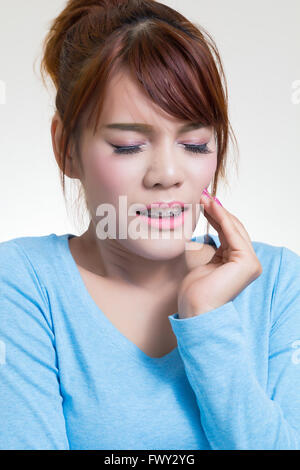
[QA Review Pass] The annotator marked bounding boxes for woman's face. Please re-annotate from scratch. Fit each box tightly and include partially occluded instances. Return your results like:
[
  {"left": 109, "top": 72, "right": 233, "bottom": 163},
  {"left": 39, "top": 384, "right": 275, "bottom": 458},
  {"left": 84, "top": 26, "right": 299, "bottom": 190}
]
[{"left": 74, "top": 70, "right": 217, "bottom": 261}]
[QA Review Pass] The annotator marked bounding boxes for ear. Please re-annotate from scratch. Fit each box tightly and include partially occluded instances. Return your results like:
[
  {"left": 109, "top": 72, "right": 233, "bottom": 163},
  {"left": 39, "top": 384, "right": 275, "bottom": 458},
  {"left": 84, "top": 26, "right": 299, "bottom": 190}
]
[{"left": 51, "top": 111, "right": 81, "bottom": 179}]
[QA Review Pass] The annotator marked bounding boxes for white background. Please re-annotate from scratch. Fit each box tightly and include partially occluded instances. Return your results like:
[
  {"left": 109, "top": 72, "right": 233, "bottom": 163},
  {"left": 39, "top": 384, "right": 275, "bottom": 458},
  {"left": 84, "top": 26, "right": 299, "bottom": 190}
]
[{"left": 0, "top": 0, "right": 299, "bottom": 253}]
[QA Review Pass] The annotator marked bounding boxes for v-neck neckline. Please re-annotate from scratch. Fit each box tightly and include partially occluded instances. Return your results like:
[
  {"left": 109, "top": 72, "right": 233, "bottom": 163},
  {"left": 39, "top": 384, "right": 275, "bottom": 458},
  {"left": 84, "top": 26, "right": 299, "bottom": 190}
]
[{"left": 54, "top": 232, "right": 219, "bottom": 367}]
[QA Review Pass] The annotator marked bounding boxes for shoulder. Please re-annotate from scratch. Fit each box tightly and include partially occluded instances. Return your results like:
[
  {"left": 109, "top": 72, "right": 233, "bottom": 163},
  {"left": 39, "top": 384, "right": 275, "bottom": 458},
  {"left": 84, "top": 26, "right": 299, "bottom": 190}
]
[
  {"left": 250, "top": 240, "right": 300, "bottom": 310},
  {"left": 201, "top": 232, "right": 300, "bottom": 297},
  {"left": 247, "top": 239, "right": 300, "bottom": 300},
  {"left": 224, "top": 235, "right": 300, "bottom": 337},
  {"left": 0, "top": 234, "right": 63, "bottom": 314},
  {"left": 0, "top": 232, "right": 68, "bottom": 274},
  {"left": 0, "top": 233, "right": 54, "bottom": 281},
  {"left": 0, "top": 232, "right": 57, "bottom": 261},
  {"left": 209, "top": 233, "right": 300, "bottom": 330},
  {"left": 206, "top": 232, "right": 295, "bottom": 268},
  {"left": 267, "top": 244, "right": 300, "bottom": 334},
  {"left": 195, "top": 233, "right": 287, "bottom": 272}
]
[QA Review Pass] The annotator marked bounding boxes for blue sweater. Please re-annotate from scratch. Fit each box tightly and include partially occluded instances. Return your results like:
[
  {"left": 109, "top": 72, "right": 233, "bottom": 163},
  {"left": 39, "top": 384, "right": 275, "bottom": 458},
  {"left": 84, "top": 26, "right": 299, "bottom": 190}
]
[{"left": 0, "top": 232, "right": 300, "bottom": 450}]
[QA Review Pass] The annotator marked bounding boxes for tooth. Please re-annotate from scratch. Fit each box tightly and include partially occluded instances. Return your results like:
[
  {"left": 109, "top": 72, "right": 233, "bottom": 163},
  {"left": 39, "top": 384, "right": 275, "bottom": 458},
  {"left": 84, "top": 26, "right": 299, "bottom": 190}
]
[{"left": 139, "top": 207, "right": 183, "bottom": 218}]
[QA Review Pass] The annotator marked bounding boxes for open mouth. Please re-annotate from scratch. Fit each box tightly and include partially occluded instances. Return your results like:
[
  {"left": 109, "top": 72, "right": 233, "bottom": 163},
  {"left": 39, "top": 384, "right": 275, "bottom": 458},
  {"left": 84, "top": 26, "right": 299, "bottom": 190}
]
[{"left": 136, "top": 206, "right": 187, "bottom": 218}]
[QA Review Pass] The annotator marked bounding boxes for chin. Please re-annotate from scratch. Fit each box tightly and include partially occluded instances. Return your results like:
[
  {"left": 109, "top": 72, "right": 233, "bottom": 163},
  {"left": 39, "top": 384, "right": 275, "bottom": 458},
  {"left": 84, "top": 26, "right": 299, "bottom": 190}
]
[{"left": 123, "top": 236, "right": 189, "bottom": 261}]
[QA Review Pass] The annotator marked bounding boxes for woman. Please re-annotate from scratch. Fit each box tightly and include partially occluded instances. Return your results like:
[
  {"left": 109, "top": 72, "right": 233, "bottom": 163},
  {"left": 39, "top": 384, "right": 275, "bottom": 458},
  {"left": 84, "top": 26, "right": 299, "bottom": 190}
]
[{"left": 0, "top": 0, "right": 300, "bottom": 450}]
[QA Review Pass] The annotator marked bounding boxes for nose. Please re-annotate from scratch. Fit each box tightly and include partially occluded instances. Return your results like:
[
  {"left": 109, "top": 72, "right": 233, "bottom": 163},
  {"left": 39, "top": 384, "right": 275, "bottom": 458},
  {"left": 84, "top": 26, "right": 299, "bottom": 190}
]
[{"left": 142, "top": 144, "right": 184, "bottom": 189}]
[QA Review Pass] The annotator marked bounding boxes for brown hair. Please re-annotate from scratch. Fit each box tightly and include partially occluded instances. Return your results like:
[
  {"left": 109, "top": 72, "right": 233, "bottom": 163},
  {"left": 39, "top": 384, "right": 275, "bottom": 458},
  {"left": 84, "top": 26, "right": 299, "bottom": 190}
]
[{"left": 40, "top": 0, "right": 239, "bottom": 235}]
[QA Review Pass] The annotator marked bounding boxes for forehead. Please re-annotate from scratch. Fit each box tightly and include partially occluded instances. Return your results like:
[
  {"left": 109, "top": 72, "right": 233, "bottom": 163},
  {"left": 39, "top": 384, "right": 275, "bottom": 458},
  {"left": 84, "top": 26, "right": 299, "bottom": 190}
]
[{"left": 98, "top": 69, "right": 192, "bottom": 131}]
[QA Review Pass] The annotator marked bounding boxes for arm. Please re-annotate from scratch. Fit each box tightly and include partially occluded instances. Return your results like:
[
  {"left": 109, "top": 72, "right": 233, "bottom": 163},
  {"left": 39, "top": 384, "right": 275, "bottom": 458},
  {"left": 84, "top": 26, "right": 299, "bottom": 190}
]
[
  {"left": 168, "top": 246, "right": 300, "bottom": 450},
  {"left": 0, "top": 241, "right": 69, "bottom": 450}
]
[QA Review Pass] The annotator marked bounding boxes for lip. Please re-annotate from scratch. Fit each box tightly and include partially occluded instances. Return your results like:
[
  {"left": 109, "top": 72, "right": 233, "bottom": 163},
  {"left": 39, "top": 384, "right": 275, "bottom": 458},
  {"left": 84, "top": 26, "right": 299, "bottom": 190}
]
[
  {"left": 136, "top": 208, "right": 187, "bottom": 230},
  {"left": 135, "top": 201, "right": 187, "bottom": 213},
  {"left": 146, "top": 201, "right": 185, "bottom": 209}
]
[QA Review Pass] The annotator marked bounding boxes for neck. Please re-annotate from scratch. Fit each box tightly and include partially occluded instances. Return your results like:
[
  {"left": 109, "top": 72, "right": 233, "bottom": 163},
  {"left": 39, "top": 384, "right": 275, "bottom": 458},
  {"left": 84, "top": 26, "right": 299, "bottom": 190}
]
[{"left": 79, "top": 220, "right": 191, "bottom": 291}]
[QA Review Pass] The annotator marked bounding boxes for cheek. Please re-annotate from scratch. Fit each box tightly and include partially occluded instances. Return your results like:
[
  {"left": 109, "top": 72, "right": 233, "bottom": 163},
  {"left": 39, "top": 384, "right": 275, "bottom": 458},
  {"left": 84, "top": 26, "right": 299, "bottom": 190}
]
[
  {"left": 84, "top": 148, "right": 131, "bottom": 196},
  {"left": 205, "top": 154, "right": 218, "bottom": 179},
  {"left": 189, "top": 153, "right": 218, "bottom": 186}
]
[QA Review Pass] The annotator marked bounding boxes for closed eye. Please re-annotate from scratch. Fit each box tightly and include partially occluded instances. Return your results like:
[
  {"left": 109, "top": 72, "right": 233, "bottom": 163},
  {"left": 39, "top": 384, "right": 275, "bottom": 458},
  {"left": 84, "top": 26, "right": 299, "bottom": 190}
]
[{"left": 110, "top": 143, "right": 213, "bottom": 155}]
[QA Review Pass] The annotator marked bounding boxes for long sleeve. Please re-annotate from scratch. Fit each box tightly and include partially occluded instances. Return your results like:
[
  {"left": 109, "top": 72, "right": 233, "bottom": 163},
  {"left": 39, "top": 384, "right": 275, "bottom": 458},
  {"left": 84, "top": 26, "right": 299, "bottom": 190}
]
[
  {"left": 0, "top": 241, "right": 69, "bottom": 450},
  {"left": 168, "top": 246, "right": 300, "bottom": 450}
]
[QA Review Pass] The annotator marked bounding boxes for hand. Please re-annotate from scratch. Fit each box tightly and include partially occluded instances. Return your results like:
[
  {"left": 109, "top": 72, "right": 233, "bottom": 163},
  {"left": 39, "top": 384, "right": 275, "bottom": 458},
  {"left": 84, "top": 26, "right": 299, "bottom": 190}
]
[{"left": 178, "top": 191, "right": 263, "bottom": 318}]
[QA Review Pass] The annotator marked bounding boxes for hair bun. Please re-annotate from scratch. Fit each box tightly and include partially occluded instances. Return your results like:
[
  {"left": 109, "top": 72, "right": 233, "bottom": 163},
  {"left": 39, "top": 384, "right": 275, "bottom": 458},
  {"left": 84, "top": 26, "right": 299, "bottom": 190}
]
[{"left": 40, "top": 0, "right": 130, "bottom": 89}]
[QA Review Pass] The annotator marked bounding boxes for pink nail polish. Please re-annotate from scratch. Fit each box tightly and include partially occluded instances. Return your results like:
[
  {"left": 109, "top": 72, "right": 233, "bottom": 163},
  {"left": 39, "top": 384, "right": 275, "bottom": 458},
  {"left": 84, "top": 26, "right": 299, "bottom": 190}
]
[
  {"left": 202, "top": 188, "right": 211, "bottom": 198},
  {"left": 213, "top": 196, "right": 222, "bottom": 207}
]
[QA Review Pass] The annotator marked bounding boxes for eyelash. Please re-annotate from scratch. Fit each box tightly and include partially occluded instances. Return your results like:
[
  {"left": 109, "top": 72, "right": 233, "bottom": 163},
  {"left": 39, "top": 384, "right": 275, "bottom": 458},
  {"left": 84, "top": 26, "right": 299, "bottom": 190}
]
[{"left": 111, "top": 143, "right": 212, "bottom": 155}]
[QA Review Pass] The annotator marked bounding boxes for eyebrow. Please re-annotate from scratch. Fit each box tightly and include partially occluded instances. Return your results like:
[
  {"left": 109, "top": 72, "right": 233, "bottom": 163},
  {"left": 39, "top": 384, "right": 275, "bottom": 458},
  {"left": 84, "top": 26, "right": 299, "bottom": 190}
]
[{"left": 102, "top": 122, "right": 208, "bottom": 136}]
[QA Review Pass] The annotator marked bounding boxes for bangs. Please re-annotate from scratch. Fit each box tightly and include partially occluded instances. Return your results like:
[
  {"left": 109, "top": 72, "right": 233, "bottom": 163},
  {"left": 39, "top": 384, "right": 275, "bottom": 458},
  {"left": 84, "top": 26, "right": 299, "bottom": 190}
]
[{"left": 82, "top": 19, "right": 226, "bottom": 138}]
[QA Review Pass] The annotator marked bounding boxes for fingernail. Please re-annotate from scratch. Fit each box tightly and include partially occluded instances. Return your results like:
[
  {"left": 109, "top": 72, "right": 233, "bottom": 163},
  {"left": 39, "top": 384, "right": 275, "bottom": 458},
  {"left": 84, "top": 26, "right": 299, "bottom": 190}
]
[
  {"left": 202, "top": 188, "right": 212, "bottom": 198},
  {"left": 213, "top": 196, "right": 222, "bottom": 207}
]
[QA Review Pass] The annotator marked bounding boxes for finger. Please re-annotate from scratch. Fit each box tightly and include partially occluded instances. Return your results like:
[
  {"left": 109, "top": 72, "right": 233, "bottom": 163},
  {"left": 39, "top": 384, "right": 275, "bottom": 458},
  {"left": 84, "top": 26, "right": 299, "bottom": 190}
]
[
  {"left": 200, "top": 195, "right": 248, "bottom": 251},
  {"left": 202, "top": 210, "right": 228, "bottom": 248},
  {"left": 200, "top": 195, "right": 253, "bottom": 249},
  {"left": 200, "top": 197, "right": 229, "bottom": 247},
  {"left": 229, "top": 214, "right": 253, "bottom": 248},
  {"left": 200, "top": 199, "right": 228, "bottom": 247},
  {"left": 215, "top": 207, "right": 253, "bottom": 248}
]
